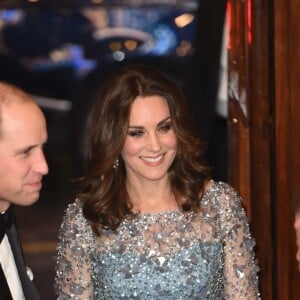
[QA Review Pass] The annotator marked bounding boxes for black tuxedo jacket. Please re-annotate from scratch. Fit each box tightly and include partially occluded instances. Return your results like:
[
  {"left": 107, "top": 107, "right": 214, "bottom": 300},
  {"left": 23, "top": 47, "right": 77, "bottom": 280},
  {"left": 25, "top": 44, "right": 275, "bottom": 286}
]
[{"left": 5, "top": 209, "right": 40, "bottom": 300}]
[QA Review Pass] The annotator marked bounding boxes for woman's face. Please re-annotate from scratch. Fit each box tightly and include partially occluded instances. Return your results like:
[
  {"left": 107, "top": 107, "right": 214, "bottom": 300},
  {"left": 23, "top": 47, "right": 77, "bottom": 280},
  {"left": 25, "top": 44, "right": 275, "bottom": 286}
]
[{"left": 121, "top": 95, "right": 178, "bottom": 184}]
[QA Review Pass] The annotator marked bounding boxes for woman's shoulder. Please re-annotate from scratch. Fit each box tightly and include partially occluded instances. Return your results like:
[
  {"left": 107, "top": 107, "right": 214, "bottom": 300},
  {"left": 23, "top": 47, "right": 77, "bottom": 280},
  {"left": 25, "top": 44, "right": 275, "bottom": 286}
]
[
  {"left": 57, "top": 198, "right": 94, "bottom": 258},
  {"left": 63, "top": 198, "right": 83, "bottom": 216},
  {"left": 201, "top": 180, "right": 248, "bottom": 230},
  {"left": 202, "top": 180, "right": 243, "bottom": 208},
  {"left": 203, "top": 180, "right": 238, "bottom": 195},
  {"left": 58, "top": 198, "right": 92, "bottom": 240},
  {"left": 60, "top": 198, "right": 86, "bottom": 226}
]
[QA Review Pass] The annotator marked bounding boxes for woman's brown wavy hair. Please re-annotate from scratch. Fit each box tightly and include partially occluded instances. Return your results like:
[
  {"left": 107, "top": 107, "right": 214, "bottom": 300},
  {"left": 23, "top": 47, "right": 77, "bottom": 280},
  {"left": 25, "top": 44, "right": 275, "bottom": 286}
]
[{"left": 79, "top": 64, "right": 211, "bottom": 235}]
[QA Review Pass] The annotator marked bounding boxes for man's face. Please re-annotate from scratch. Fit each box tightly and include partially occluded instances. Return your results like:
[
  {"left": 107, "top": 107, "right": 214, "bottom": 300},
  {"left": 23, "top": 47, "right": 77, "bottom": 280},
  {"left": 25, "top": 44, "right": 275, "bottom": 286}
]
[{"left": 0, "top": 99, "right": 48, "bottom": 211}]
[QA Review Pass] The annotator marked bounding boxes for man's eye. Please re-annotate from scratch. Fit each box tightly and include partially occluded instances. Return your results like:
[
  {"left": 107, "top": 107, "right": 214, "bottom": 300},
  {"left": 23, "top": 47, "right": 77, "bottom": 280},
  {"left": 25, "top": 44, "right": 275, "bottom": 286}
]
[
  {"left": 128, "top": 130, "right": 144, "bottom": 138},
  {"left": 21, "top": 149, "right": 31, "bottom": 157}
]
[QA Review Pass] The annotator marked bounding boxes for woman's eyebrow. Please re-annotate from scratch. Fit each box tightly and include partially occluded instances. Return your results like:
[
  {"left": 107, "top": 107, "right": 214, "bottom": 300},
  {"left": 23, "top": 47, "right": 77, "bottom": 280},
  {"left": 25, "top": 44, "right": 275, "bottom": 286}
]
[
  {"left": 157, "top": 116, "right": 171, "bottom": 126},
  {"left": 128, "top": 116, "right": 171, "bottom": 129}
]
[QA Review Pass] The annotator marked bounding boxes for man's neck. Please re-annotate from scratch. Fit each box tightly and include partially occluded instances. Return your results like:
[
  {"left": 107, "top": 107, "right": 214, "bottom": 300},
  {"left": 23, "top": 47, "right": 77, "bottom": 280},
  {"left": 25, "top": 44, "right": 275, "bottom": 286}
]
[{"left": 0, "top": 201, "right": 10, "bottom": 214}]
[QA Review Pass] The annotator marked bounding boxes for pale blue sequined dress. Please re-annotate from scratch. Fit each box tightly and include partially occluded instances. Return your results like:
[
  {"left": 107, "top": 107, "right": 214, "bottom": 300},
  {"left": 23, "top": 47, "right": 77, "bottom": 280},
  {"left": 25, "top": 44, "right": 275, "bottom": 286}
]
[{"left": 55, "top": 181, "right": 260, "bottom": 299}]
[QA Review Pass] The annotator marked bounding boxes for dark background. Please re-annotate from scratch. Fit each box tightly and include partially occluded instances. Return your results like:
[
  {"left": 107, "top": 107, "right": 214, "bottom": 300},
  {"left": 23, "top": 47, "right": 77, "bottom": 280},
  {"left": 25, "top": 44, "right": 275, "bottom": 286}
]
[{"left": 1, "top": 1, "right": 227, "bottom": 298}]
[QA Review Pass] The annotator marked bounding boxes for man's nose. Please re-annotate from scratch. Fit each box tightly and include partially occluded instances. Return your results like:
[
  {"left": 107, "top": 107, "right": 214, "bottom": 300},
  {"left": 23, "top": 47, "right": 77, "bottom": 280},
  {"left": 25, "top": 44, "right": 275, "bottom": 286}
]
[{"left": 34, "top": 150, "right": 49, "bottom": 175}]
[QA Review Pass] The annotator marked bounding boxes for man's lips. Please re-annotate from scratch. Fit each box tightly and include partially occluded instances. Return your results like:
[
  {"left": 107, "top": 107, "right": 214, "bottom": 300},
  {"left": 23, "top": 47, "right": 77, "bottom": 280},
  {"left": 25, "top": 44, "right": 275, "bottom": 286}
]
[{"left": 25, "top": 180, "right": 42, "bottom": 190}]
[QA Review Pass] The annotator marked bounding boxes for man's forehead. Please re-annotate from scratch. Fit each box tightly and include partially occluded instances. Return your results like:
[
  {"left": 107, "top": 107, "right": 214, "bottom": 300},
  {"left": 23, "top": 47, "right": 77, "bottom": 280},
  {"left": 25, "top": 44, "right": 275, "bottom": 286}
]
[
  {"left": 0, "top": 100, "right": 45, "bottom": 139},
  {"left": 0, "top": 83, "right": 32, "bottom": 105}
]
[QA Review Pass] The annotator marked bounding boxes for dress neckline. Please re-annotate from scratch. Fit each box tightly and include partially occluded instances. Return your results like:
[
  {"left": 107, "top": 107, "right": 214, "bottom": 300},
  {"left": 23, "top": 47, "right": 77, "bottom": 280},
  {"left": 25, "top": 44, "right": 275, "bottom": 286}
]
[{"left": 133, "top": 181, "right": 216, "bottom": 217}]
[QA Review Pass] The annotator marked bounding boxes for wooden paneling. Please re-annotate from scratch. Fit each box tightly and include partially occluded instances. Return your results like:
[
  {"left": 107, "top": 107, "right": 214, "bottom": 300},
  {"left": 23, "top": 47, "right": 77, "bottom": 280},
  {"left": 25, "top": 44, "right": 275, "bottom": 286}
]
[
  {"left": 228, "top": 99, "right": 251, "bottom": 216},
  {"left": 273, "top": 0, "right": 291, "bottom": 297},
  {"left": 228, "top": 0, "right": 273, "bottom": 298},
  {"left": 247, "top": 1, "right": 274, "bottom": 298},
  {"left": 229, "top": 0, "right": 300, "bottom": 298},
  {"left": 274, "top": 0, "right": 300, "bottom": 298},
  {"left": 228, "top": 0, "right": 251, "bottom": 215}
]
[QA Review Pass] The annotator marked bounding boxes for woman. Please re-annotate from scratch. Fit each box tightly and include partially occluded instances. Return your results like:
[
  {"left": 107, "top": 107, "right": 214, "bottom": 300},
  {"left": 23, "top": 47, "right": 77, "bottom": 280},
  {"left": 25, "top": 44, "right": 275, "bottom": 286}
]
[{"left": 55, "top": 64, "right": 260, "bottom": 299}]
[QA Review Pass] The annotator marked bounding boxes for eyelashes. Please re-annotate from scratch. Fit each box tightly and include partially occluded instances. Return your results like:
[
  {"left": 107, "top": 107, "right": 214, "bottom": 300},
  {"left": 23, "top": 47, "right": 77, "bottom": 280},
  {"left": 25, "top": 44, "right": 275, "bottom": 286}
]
[
  {"left": 127, "top": 130, "right": 144, "bottom": 138},
  {"left": 158, "top": 123, "right": 172, "bottom": 132},
  {"left": 127, "top": 122, "right": 173, "bottom": 138}
]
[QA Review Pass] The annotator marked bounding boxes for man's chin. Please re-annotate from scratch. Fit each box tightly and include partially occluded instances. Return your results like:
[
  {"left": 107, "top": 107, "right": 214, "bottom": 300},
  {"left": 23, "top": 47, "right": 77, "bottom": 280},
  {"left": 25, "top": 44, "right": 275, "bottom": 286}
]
[{"left": 15, "top": 193, "right": 41, "bottom": 207}]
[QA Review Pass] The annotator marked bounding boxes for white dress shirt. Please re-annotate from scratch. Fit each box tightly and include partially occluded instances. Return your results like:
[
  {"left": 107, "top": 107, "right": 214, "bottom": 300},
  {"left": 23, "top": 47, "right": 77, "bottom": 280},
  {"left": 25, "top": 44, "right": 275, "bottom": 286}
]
[{"left": 0, "top": 234, "right": 25, "bottom": 300}]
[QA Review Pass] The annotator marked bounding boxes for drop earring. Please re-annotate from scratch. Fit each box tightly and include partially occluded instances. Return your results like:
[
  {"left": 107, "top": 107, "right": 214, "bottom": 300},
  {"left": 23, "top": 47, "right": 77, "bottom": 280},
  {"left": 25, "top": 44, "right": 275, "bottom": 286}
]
[{"left": 113, "top": 158, "right": 119, "bottom": 169}]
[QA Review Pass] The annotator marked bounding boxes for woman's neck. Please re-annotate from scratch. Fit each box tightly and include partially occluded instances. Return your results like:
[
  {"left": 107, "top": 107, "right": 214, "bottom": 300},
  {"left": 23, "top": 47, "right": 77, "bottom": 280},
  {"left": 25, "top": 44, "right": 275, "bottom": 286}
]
[{"left": 126, "top": 179, "right": 178, "bottom": 213}]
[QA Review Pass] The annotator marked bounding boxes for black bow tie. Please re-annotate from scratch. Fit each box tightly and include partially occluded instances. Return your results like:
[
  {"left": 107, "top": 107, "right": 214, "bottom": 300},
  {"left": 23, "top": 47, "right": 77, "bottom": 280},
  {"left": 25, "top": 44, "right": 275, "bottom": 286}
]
[{"left": 0, "top": 207, "right": 13, "bottom": 242}]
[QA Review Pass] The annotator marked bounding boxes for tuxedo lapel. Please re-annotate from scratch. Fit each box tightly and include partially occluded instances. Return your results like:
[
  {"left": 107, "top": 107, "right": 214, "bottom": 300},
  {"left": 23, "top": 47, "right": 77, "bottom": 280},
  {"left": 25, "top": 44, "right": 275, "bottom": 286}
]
[{"left": 7, "top": 222, "right": 40, "bottom": 300}]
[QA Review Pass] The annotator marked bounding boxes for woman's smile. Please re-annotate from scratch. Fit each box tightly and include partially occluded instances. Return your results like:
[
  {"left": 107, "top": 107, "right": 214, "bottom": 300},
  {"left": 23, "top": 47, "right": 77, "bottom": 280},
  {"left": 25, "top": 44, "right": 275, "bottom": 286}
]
[{"left": 139, "top": 154, "right": 164, "bottom": 164}]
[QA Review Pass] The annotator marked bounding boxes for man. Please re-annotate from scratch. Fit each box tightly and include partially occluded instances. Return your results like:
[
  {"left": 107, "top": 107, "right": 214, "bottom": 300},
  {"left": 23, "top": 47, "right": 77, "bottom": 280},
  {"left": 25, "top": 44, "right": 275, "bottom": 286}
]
[{"left": 0, "top": 82, "right": 48, "bottom": 299}]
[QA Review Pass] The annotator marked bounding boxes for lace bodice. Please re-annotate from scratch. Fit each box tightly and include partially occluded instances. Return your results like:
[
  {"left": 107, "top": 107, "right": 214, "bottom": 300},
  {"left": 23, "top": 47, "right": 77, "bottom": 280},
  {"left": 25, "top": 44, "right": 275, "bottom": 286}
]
[{"left": 55, "top": 181, "right": 260, "bottom": 299}]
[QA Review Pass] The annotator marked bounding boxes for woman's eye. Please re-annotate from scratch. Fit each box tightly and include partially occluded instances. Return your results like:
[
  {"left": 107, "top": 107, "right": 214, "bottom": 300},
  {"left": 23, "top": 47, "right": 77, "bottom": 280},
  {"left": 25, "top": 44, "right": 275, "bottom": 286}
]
[
  {"left": 158, "top": 123, "right": 172, "bottom": 132},
  {"left": 128, "top": 130, "right": 144, "bottom": 138}
]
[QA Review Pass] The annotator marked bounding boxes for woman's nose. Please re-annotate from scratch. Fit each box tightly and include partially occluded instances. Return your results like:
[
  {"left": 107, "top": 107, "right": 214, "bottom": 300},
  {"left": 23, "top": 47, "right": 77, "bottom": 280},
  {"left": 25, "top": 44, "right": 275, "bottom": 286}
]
[{"left": 146, "top": 132, "right": 161, "bottom": 152}]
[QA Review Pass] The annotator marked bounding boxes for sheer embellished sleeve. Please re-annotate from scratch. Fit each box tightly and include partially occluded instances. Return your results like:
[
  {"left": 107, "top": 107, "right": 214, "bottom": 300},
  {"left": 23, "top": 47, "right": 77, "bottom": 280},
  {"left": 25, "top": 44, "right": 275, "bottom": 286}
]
[
  {"left": 55, "top": 199, "right": 94, "bottom": 299},
  {"left": 217, "top": 182, "right": 260, "bottom": 299}
]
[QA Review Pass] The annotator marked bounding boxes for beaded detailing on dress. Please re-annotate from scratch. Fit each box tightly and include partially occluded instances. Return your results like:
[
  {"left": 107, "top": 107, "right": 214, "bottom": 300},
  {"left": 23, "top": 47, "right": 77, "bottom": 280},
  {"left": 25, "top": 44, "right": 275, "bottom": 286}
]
[{"left": 55, "top": 181, "right": 261, "bottom": 299}]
